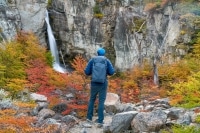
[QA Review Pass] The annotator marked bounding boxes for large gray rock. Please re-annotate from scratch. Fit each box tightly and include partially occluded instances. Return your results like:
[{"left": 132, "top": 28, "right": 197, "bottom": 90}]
[
  {"left": 38, "top": 108, "right": 55, "bottom": 120},
  {"left": 166, "top": 107, "right": 186, "bottom": 120},
  {"left": 177, "top": 112, "right": 191, "bottom": 125},
  {"left": 117, "top": 102, "right": 137, "bottom": 112},
  {"left": 110, "top": 111, "right": 138, "bottom": 133},
  {"left": 131, "top": 109, "right": 167, "bottom": 132},
  {"left": 30, "top": 93, "right": 47, "bottom": 102},
  {"left": 104, "top": 93, "right": 121, "bottom": 114}
]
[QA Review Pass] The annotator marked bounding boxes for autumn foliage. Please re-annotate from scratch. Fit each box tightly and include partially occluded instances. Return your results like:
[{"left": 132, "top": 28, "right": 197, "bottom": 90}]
[
  {"left": 0, "top": 107, "right": 59, "bottom": 132},
  {"left": 144, "top": 0, "right": 170, "bottom": 12},
  {"left": 61, "top": 55, "right": 89, "bottom": 118},
  {"left": 167, "top": 32, "right": 200, "bottom": 108},
  {"left": 0, "top": 23, "right": 200, "bottom": 132},
  {"left": 108, "top": 61, "right": 162, "bottom": 103}
]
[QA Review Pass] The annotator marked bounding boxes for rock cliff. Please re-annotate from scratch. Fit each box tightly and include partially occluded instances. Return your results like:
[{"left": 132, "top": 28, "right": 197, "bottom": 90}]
[
  {"left": 0, "top": 0, "right": 47, "bottom": 45},
  {"left": 0, "top": 0, "right": 200, "bottom": 71}
]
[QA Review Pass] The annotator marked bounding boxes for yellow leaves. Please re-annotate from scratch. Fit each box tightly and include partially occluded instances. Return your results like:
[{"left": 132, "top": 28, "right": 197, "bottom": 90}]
[
  {"left": 0, "top": 109, "right": 35, "bottom": 132},
  {"left": 159, "top": 60, "right": 191, "bottom": 83},
  {"left": 0, "top": 128, "right": 16, "bottom": 133},
  {"left": 0, "top": 116, "right": 35, "bottom": 132},
  {"left": 0, "top": 109, "right": 17, "bottom": 116},
  {"left": 94, "top": 13, "right": 104, "bottom": 19},
  {"left": 6, "top": 78, "right": 27, "bottom": 93},
  {"left": 169, "top": 95, "right": 184, "bottom": 106},
  {"left": 46, "top": 67, "right": 68, "bottom": 88},
  {"left": 109, "top": 78, "right": 123, "bottom": 92},
  {"left": 0, "top": 107, "right": 59, "bottom": 132},
  {"left": 193, "top": 43, "right": 200, "bottom": 58},
  {"left": 169, "top": 71, "right": 200, "bottom": 108},
  {"left": 15, "top": 31, "right": 47, "bottom": 63},
  {"left": 0, "top": 31, "right": 48, "bottom": 95},
  {"left": 128, "top": 62, "right": 152, "bottom": 80},
  {"left": 122, "top": 81, "right": 138, "bottom": 90},
  {"left": 0, "top": 42, "right": 26, "bottom": 79},
  {"left": 0, "top": 65, "right": 6, "bottom": 86},
  {"left": 13, "top": 101, "right": 36, "bottom": 108}
]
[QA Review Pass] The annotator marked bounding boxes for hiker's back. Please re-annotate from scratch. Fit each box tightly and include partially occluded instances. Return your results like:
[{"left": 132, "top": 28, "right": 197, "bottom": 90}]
[{"left": 91, "top": 56, "right": 107, "bottom": 83}]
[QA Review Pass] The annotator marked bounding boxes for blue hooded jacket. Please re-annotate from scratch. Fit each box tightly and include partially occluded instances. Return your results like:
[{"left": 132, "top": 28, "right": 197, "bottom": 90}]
[{"left": 84, "top": 48, "right": 115, "bottom": 85}]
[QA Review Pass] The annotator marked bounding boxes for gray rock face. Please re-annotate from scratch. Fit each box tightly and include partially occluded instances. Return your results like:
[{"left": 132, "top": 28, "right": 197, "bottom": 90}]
[
  {"left": 49, "top": 0, "right": 199, "bottom": 71},
  {"left": 0, "top": 5, "right": 21, "bottom": 41},
  {"left": 0, "top": 0, "right": 47, "bottom": 45},
  {"left": 1, "top": 0, "right": 200, "bottom": 71},
  {"left": 15, "top": 0, "right": 47, "bottom": 45}
]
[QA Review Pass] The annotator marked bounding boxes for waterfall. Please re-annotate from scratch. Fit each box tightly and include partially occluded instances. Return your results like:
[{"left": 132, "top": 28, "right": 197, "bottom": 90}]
[{"left": 45, "top": 10, "right": 66, "bottom": 73}]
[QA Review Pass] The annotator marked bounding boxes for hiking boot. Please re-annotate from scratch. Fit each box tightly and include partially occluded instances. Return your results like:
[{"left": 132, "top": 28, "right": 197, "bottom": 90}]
[
  {"left": 86, "top": 119, "right": 93, "bottom": 124},
  {"left": 97, "top": 123, "right": 103, "bottom": 128},
  {"left": 94, "top": 119, "right": 98, "bottom": 123},
  {"left": 82, "top": 119, "right": 93, "bottom": 128},
  {"left": 82, "top": 122, "right": 92, "bottom": 128}
]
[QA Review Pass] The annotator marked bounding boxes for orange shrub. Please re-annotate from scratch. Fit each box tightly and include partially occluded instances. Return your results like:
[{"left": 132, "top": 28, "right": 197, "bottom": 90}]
[
  {"left": 161, "top": 0, "right": 170, "bottom": 7},
  {"left": 144, "top": 3, "right": 157, "bottom": 12}
]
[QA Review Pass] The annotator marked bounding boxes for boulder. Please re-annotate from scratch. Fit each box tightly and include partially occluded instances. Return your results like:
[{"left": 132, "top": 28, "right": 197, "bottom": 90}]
[
  {"left": 30, "top": 93, "right": 47, "bottom": 102},
  {"left": 131, "top": 109, "right": 167, "bottom": 132},
  {"left": 104, "top": 93, "right": 121, "bottom": 114},
  {"left": 110, "top": 111, "right": 138, "bottom": 133}
]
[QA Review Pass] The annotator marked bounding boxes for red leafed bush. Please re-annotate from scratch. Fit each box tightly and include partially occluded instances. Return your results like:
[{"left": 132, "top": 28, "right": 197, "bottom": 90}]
[
  {"left": 61, "top": 109, "right": 71, "bottom": 115},
  {"left": 25, "top": 59, "right": 54, "bottom": 95}
]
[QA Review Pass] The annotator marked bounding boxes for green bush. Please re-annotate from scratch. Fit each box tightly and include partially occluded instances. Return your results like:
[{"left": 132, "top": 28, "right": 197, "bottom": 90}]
[
  {"left": 93, "top": 4, "right": 101, "bottom": 14},
  {"left": 0, "top": 31, "right": 48, "bottom": 97},
  {"left": 93, "top": 4, "right": 103, "bottom": 19},
  {"left": 45, "top": 51, "right": 54, "bottom": 67},
  {"left": 47, "top": 0, "right": 52, "bottom": 8},
  {"left": 168, "top": 71, "right": 200, "bottom": 108},
  {"left": 161, "top": 125, "right": 200, "bottom": 133},
  {"left": 195, "top": 115, "right": 200, "bottom": 123}
]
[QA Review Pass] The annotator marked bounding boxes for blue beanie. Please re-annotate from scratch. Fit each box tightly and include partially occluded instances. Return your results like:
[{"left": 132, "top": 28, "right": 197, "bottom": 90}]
[{"left": 97, "top": 48, "right": 106, "bottom": 56}]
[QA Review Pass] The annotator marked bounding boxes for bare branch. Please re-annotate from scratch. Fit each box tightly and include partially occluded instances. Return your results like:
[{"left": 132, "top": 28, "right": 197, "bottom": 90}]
[{"left": 136, "top": 20, "right": 146, "bottom": 33}]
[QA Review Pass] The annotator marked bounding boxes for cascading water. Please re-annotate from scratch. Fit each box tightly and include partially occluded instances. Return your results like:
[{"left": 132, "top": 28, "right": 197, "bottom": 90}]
[{"left": 45, "top": 10, "right": 66, "bottom": 73}]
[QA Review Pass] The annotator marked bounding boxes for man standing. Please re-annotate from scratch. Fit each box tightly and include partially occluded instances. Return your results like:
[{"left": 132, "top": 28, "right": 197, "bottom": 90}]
[{"left": 84, "top": 48, "right": 115, "bottom": 127}]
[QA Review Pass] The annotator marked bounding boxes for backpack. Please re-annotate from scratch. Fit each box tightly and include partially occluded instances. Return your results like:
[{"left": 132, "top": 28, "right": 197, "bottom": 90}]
[{"left": 91, "top": 56, "right": 107, "bottom": 83}]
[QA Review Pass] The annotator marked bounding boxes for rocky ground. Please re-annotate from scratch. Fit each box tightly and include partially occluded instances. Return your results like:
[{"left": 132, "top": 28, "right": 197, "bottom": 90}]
[
  {"left": 68, "top": 116, "right": 113, "bottom": 133},
  {"left": 1, "top": 91, "right": 200, "bottom": 133}
]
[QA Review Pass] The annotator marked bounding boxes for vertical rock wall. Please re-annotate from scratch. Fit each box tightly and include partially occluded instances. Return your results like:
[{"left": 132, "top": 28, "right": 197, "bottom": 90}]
[
  {"left": 50, "top": 0, "right": 199, "bottom": 71},
  {"left": 0, "top": 0, "right": 21, "bottom": 42},
  {"left": 0, "top": 0, "right": 47, "bottom": 45},
  {"left": 1, "top": 0, "right": 200, "bottom": 71},
  {"left": 15, "top": 0, "right": 47, "bottom": 46}
]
